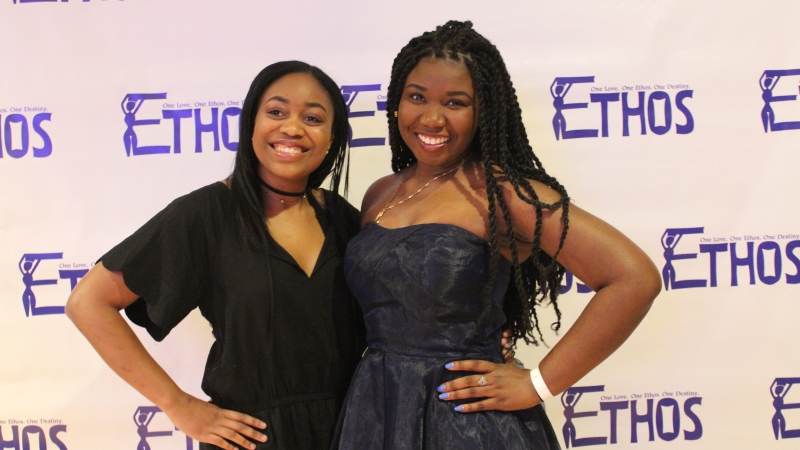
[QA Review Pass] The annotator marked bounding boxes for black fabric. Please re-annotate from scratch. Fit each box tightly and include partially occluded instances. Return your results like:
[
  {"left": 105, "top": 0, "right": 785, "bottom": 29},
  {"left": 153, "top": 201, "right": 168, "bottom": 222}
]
[
  {"left": 101, "top": 182, "right": 365, "bottom": 450},
  {"left": 331, "top": 223, "right": 560, "bottom": 449}
]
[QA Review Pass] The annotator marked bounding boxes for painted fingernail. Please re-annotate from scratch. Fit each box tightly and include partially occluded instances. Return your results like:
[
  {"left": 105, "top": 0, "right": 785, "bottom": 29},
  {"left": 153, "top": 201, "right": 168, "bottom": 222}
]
[
  {"left": 439, "top": 392, "right": 449, "bottom": 399},
  {"left": 505, "top": 342, "right": 512, "bottom": 348},
  {"left": 445, "top": 362, "right": 454, "bottom": 369},
  {"left": 437, "top": 384, "right": 446, "bottom": 392},
  {"left": 454, "top": 405, "right": 464, "bottom": 412}
]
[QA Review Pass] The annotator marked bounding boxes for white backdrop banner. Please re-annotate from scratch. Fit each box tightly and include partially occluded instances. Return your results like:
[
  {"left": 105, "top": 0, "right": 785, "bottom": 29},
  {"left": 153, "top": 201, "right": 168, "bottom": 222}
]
[{"left": 1, "top": 1, "right": 799, "bottom": 448}]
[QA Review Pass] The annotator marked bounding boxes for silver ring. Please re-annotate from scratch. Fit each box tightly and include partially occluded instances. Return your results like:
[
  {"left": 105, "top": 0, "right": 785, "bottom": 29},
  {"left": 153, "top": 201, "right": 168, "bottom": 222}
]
[{"left": 478, "top": 375, "right": 487, "bottom": 387}]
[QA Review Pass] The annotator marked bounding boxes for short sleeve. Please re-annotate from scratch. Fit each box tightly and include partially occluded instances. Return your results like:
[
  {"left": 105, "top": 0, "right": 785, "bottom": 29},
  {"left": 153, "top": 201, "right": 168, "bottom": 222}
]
[{"left": 101, "top": 187, "right": 215, "bottom": 341}]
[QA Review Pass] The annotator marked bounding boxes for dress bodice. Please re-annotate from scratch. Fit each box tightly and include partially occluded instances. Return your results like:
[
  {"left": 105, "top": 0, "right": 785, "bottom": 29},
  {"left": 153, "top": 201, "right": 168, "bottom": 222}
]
[
  {"left": 333, "top": 222, "right": 560, "bottom": 450},
  {"left": 344, "top": 222, "right": 510, "bottom": 359}
]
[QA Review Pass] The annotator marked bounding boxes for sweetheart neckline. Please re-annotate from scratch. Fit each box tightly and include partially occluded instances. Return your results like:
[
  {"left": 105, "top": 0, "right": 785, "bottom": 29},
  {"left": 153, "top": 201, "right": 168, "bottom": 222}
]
[{"left": 360, "top": 222, "right": 522, "bottom": 269}]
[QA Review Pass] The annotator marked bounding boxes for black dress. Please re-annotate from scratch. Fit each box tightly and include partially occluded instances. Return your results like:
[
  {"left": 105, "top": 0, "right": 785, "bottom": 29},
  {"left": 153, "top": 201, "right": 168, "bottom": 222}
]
[
  {"left": 101, "top": 182, "right": 366, "bottom": 450},
  {"left": 330, "top": 223, "right": 560, "bottom": 449}
]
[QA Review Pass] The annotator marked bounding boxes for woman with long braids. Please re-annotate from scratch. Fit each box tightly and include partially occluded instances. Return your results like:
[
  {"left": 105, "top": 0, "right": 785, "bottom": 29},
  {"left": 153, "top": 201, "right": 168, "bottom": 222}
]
[
  {"left": 66, "top": 61, "right": 367, "bottom": 450},
  {"left": 331, "top": 21, "right": 661, "bottom": 449}
]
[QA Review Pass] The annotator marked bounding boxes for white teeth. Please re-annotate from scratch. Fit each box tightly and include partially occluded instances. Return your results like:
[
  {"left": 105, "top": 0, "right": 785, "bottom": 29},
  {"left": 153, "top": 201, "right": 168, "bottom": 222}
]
[
  {"left": 417, "top": 134, "right": 449, "bottom": 146},
  {"left": 273, "top": 143, "right": 304, "bottom": 154}
]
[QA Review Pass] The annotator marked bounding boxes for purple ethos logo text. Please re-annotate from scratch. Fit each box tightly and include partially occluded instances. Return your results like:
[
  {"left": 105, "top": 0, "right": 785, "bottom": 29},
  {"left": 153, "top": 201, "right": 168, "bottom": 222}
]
[
  {"left": 0, "top": 419, "right": 67, "bottom": 449},
  {"left": 561, "top": 385, "right": 702, "bottom": 447},
  {"left": 19, "top": 253, "right": 90, "bottom": 316},
  {"left": 122, "top": 93, "right": 241, "bottom": 157},
  {"left": 551, "top": 77, "right": 693, "bottom": 140},
  {"left": 760, "top": 70, "right": 800, "bottom": 133},
  {"left": 122, "top": 85, "right": 388, "bottom": 157},
  {"left": 134, "top": 406, "right": 194, "bottom": 450},
  {"left": 771, "top": 378, "right": 800, "bottom": 440},
  {"left": 661, "top": 228, "right": 800, "bottom": 290},
  {"left": 341, "top": 84, "right": 387, "bottom": 148},
  {"left": 0, "top": 107, "right": 52, "bottom": 159}
]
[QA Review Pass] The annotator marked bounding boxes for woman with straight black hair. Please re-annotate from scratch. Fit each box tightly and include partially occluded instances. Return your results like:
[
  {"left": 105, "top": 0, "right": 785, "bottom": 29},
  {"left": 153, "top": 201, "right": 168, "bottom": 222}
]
[{"left": 67, "top": 60, "right": 366, "bottom": 450}]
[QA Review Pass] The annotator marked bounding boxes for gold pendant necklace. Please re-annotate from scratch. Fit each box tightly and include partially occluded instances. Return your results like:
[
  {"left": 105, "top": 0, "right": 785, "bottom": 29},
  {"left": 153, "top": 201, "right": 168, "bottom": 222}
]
[{"left": 374, "top": 157, "right": 468, "bottom": 224}]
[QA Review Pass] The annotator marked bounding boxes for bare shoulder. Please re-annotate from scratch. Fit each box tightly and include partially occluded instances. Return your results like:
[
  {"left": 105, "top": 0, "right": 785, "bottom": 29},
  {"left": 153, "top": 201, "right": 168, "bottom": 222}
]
[
  {"left": 492, "top": 171, "right": 570, "bottom": 255},
  {"left": 361, "top": 171, "right": 407, "bottom": 222},
  {"left": 493, "top": 170, "right": 566, "bottom": 209}
]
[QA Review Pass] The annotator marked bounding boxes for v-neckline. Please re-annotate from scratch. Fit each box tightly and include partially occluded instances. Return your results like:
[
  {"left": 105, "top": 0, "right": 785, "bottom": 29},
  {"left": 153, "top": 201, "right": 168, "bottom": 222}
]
[{"left": 269, "top": 227, "right": 332, "bottom": 278}]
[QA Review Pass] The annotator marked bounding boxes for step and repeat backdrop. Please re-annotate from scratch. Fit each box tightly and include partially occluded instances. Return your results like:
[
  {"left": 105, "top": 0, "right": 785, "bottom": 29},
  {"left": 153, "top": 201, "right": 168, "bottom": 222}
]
[{"left": 1, "top": 1, "right": 798, "bottom": 448}]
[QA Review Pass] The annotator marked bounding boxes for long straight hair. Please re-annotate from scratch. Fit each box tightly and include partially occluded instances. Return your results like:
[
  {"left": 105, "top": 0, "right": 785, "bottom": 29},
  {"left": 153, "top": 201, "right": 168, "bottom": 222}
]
[{"left": 230, "top": 61, "right": 350, "bottom": 250}]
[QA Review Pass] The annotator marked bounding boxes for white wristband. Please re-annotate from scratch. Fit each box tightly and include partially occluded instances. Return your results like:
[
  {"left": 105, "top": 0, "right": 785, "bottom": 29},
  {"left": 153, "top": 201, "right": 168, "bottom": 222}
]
[{"left": 530, "top": 367, "right": 553, "bottom": 402}]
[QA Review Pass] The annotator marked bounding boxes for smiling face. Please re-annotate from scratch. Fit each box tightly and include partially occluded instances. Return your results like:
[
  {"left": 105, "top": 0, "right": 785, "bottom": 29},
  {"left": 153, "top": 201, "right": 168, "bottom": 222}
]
[
  {"left": 251, "top": 72, "right": 334, "bottom": 190},
  {"left": 397, "top": 57, "right": 478, "bottom": 170}
]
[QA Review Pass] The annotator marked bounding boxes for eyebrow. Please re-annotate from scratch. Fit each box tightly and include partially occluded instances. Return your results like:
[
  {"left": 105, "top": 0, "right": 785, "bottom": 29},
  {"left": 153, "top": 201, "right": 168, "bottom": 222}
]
[
  {"left": 266, "top": 96, "right": 328, "bottom": 113},
  {"left": 404, "top": 84, "right": 473, "bottom": 100}
]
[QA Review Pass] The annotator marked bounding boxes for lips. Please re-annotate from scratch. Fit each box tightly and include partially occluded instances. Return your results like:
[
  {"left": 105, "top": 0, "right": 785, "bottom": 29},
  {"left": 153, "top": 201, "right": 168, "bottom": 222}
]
[
  {"left": 415, "top": 133, "right": 450, "bottom": 147},
  {"left": 271, "top": 142, "right": 308, "bottom": 156}
]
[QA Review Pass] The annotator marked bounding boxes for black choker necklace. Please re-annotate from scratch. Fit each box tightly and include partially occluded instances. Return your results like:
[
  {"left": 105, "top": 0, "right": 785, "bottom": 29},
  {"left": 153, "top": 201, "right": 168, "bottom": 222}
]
[
  {"left": 259, "top": 178, "right": 307, "bottom": 205},
  {"left": 258, "top": 178, "right": 307, "bottom": 197}
]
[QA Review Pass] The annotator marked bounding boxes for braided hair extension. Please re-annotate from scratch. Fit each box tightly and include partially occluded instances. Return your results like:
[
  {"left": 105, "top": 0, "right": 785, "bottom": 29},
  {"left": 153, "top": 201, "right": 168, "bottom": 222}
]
[{"left": 385, "top": 21, "right": 571, "bottom": 346}]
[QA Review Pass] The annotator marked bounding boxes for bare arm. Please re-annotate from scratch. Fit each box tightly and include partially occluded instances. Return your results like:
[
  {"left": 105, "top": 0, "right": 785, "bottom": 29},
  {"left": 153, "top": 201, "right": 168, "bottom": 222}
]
[
  {"left": 534, "top": 200, "right": 661, "bottom": 396},
  {"left": 439, "top": 181, "right": 660, "bottom": 412},
  {"left": 66, "top": 262, "right": 267, "bottom": 449}
]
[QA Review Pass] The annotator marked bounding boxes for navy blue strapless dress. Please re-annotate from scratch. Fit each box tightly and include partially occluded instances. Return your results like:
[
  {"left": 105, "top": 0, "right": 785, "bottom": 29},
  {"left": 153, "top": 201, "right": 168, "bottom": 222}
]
[{"left": 330, "top": 223, "right": 560, "bottom": 449}]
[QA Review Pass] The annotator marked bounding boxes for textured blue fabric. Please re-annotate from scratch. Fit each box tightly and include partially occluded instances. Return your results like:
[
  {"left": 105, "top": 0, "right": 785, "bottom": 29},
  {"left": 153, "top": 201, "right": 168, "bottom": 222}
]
[{"left": 331, "top": 223, "right": 560, "bottom": 449}]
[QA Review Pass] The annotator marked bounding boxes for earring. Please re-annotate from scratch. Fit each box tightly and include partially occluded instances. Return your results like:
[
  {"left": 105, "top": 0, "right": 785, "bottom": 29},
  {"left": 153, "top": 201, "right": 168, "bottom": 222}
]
[{"left": 393, "top": 111, "right": 398, "bottom": 118}]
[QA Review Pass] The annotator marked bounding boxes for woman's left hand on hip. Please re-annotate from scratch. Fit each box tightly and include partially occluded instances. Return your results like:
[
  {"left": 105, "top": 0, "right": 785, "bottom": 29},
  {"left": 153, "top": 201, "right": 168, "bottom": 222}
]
[{"left": 437, "top": 359, "right": 541, "bottom": 412}]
